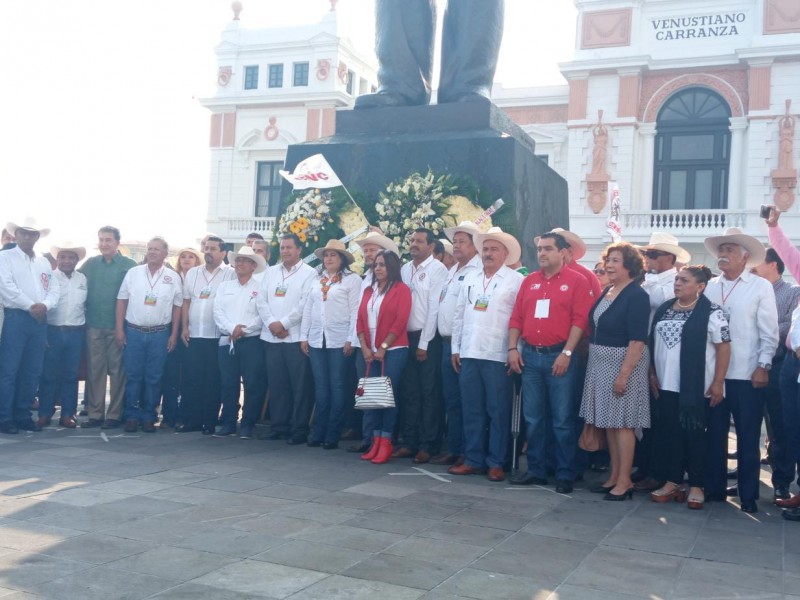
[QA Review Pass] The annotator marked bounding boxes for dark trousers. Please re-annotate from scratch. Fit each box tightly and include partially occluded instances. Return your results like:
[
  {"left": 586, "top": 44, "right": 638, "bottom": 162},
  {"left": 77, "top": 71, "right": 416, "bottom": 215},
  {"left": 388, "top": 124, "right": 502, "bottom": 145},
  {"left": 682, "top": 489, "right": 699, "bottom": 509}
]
[
  {"left": 780, "top": 353, "right": 800, "bottom": 483},
  {"left": 218, "top": 336, "right": 266, "bottom": 427},
  {"left": 373, "top": 0, "right": 504, "bottom": 104},
  {"left": 0, "top": 310, "right": 47, "bottom": 424},
  {"left": 159, "top": 339, "right": 185, "bottom": 425},
  {"left": 399, "top": 331, "right": 442, "bottom": 453},
  {"left": 652, "top": 390, "right": 707, "bottom": 487},
  {"left": 762, "top": 357, "right": 793, "bottom": 486},
  {"left": 39, "top": 326, "right": 85, "bottom": 419},
  {"left": 707, "top": 379, "right": 765, "bottom": 502},
  {"left": 440, "top": 339, "right": 464, "bottom": 456},
  {"left": 181, "top": 338, "right": 222, "bottom": 429},
  {"left": 123, "top": 326, "right": 169, "bottom": 423},
  {"left": 265, "top": 341, "right": 312, "bottom": 438}
]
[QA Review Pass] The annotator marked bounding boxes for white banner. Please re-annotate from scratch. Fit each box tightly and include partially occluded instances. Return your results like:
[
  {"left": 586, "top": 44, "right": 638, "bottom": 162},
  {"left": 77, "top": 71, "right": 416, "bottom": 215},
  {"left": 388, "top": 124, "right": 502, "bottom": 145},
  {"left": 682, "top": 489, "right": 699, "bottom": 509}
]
[
  {"left": 606, "top": 182, "right": 622, "bottom": 242},
  {"left": 279, "top": 153, "right": 343, "bottom": 190}
]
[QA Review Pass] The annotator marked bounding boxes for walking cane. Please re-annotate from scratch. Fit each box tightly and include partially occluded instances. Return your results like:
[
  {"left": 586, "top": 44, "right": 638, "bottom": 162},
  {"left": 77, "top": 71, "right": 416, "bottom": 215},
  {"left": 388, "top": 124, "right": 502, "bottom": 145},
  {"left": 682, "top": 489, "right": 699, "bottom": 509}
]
[{"left": 511, "top": 380, "right": 522, "bottom": 474}]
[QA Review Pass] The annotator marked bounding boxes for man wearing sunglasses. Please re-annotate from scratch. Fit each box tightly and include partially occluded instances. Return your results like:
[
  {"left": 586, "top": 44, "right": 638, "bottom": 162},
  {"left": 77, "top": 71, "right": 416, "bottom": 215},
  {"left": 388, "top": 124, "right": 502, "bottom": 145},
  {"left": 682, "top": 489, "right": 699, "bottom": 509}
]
[{"left": 640, "top": 233, "right": 692, "bottom": 324}]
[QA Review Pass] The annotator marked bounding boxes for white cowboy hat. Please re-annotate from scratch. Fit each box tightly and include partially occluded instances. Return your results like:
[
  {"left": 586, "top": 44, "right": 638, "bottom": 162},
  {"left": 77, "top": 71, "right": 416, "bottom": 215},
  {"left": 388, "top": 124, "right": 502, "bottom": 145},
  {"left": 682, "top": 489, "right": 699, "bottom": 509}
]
[
  {"left": 535, "top": 228, "right": 585, "bottom": 261},
  {"left": 313, "top": 239, "right": 355, "bottom": 266},
  {"left": 643, "top": 232, "right": 691, "bottom": 264},
  {"left": 356, "top": 231, "right": 399, "bottom": 257},
  {"left": 229, "top": 245, "right": 267, "bottom": 273},
  {"left": 440, "top": 239, "right": 454, "bottom": 256},
  {"left": 473, "top": 227, "right": 521, "bottom": 266},
  {"left": 443, "top": 220, "right": 480, "bottom": 242},
  {"left": 50, "top": 241, "right": 87, "bottom": 262},
  {"left": 704, "top": 227, "right": 766, "bottom": 268},
  {"left": 6, "top": 217, "right": 50, "bottom": 238}
]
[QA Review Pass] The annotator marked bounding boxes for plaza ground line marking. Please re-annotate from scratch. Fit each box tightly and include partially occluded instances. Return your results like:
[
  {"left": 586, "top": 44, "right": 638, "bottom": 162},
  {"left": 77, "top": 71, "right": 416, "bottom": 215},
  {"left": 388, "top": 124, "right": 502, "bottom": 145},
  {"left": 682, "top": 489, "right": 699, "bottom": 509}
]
[{"left": 388, "top": 467, "right": 451, "bottom": 483}]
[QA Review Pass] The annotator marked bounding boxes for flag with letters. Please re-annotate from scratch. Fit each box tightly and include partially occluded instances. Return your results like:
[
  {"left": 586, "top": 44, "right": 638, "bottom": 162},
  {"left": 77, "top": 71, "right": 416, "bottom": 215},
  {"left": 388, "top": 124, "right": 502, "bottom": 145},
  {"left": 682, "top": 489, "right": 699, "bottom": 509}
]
[{"left": 279, "top": 154, "right": 343, "bottom": 190}]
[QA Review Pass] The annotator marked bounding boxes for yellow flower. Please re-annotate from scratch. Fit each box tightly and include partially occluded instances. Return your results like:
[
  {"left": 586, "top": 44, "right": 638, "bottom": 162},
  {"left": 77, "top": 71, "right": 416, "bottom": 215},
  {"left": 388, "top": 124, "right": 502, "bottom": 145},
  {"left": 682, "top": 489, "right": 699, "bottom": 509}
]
[
  {"left": 289, "top": 222, "right": 300, "bottom": 234},
  {"left": 298, "top": 232, "right": 307, "bottom": 243}
]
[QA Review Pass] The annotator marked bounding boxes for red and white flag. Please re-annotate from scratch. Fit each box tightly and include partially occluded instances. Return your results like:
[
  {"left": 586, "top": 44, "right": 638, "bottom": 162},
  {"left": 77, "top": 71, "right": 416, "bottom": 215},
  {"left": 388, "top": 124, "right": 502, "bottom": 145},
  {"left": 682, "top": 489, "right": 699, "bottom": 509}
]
[{"left": 279, "top": 153, "right": 343, "bottom": 190}]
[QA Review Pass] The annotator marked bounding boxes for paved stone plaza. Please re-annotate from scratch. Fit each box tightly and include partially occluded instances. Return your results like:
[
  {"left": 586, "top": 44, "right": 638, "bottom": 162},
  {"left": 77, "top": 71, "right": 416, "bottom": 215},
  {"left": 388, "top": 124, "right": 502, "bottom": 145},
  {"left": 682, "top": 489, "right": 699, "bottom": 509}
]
[{"left": 0, "top": 426, "right": 796, "bottom": 600}]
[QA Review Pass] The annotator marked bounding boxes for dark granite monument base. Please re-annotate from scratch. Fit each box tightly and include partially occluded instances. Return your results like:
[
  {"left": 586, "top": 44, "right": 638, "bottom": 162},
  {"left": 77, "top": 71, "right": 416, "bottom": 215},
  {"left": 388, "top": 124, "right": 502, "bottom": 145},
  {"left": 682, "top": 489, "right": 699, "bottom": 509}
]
[{"left": 282, "top": 99, "right": 568, "bottom": 267}]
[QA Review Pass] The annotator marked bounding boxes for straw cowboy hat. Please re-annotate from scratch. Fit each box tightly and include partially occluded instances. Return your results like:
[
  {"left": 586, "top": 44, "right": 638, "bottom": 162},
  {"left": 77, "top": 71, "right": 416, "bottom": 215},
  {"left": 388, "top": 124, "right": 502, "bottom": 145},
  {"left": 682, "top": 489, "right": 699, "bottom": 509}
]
[
  {"left": 643, "top": 232, "right": 691, "bottom": 264},
  {"left": 536, "top": 228, "right": 586, "bottom": 261},
  {"left": 229, "top": 246, "right": 267, "bottom": 273},
  {"left": 314, "top": 239, "right": 355, "bottom": 266},
  {"left": 50, "top": 241, "right": 87, "bottom": 262},
  {"left": 444, "top": 220, "right": 480, "bottom": 242},
  {"left": 473, "top": 227, "right": 521, "bottom": 266},
  {"left": 704, "top": 227, "right": 766, "bottom": 268},
  {"left": 6, "top": 217, "right": 50, "bottom": 238},
  {"left": 355, "top": 231, "right": 399, "bottom": 257}
]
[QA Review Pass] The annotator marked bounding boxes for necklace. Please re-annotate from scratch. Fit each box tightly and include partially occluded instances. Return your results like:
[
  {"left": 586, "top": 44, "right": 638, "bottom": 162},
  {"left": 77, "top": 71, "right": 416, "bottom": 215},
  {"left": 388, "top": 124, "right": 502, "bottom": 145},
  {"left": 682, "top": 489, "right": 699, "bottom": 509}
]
[{"left": 675, "top": 298, "right": 698, "bottom": 309}]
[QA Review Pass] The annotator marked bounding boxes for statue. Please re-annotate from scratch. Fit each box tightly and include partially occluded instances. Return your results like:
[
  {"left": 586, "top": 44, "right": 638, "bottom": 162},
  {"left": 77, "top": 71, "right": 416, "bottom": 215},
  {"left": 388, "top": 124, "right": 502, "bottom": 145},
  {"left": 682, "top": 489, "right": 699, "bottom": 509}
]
[
  {"left": 772, "top": 99, "right": 797, "bottom": 211},
  {"left": 355, "top": 0, "right": 505, "bottom": 109},
  {"left": 779, "top": 99, "right": 795, "bottom": 171},
  {"left": 586, "top": 110, "right": 611, "bottom": 214}
]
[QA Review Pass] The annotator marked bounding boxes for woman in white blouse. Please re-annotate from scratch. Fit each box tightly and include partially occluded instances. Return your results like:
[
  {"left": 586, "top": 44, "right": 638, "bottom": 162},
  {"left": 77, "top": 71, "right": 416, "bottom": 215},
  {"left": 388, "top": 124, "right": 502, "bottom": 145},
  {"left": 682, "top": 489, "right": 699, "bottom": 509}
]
[{"left": 301, "top": 240, "right": 362, "bottom": 449}]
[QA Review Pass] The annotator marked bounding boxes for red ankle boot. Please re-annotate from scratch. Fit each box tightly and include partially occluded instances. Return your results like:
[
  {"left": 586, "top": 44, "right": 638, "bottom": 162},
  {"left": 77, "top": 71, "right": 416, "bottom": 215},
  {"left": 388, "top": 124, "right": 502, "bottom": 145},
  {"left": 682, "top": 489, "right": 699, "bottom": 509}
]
[
  {"left": 372, "top": 438, "right": 393, "bottom": 464},
  {"left": 361, "top": 437, "right": 381, "bottom": 461}
]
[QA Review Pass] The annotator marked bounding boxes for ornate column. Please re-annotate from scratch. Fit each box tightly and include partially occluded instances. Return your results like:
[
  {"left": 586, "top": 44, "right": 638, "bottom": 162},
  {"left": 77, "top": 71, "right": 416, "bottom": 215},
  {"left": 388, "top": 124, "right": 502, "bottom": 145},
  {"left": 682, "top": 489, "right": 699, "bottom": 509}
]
[
  {"left": 586, "top": 110, "right": 611, "bottom": 213},
  {"left": 772, "top": 99, "right": 797, "bottom": 211},
  {"left": 638, "top": 122, "right": 657, "bottom": 210},
  {"left": 727, "top": 117, "right": 748, "bottom": 210}
]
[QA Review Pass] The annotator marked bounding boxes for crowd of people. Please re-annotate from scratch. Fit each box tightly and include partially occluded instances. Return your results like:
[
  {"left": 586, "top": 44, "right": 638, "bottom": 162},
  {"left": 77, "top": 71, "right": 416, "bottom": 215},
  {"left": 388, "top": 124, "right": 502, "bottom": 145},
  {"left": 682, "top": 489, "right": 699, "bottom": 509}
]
[{"left": 0, "top": 207, "right": 798, "bottom": 520}]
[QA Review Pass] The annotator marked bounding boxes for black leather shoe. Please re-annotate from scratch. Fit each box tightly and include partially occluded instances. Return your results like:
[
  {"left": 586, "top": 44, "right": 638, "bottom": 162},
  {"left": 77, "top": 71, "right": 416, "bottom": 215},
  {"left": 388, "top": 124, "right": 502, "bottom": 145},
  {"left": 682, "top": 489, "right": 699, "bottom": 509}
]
[
  {"left": 81, "top": 418, "right": 103, "bottom": 428},
  {"left": 322, "top": 442, "right": 338, "bottom": 450},
  {"left": 16, "top": 419, "right": 42, "bottom": 432},
  {"left": 287, "top": 436, "right": 307, "bottom": 446},
  {"left": 0, "top": 422, "right": 19, "bottom": 434},
  {"left": 509, "top": 473, "right": 547, "bottom": 486},
  {"left": 346, "top": 443, "right": 370, "bottom": 453},
  {"left": 175, "top": 424, "right": 201, "bottom": 433},
  {"left": 740, "top": 500, "right": 758, "bottom": 514},
  {"left": 263, "top": 431, "right": 288, "bottom": 441},
  {"left": 555, "top": 480, "right": 574, "bottom": 494},
  {"left": 782, "top": 507, "right": 800, "bottom": 521},
  {"left": 604, "top": 488, "right": 634, "bottom": 501},
  {"left": 726, "top": 486, "right": 739, "bottom": 497},
  {"left": 774, "top": 484, "right": 791, "bottom": 501}
]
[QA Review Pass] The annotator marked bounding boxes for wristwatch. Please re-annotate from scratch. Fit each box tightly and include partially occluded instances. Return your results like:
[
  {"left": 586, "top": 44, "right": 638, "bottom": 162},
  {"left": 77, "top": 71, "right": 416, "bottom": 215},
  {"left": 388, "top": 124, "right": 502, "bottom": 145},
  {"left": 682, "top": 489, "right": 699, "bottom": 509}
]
[
  {"left": 380, "top": 342, "right": 389, "bottom": 350},
  {"left": 561, "top": 349, "right": 573, "bottom": 357},
  {"left": 757, "top": 362, "right": 771, "bottom": 371}
]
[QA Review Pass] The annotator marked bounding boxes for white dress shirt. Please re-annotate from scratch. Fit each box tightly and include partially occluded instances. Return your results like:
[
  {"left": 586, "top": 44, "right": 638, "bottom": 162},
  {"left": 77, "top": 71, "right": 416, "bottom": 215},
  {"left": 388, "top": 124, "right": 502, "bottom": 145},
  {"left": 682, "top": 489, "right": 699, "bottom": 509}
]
[
  {"left": 48, "top": 269, "right": 87, "bottom": 326},
  {"left": 257, "top": 261, "right": 316, "bottom": 343},
  {"left": 401, "top": 254, "right": 448, "bottom": 351},
  {"left": 790, "top": 305, "right": 800, "bottom": 383},
  {"left": 301, "top": 271, "right": 361, "bottom": 349},
  {"left": 0, "top": 246, "right": 60, "bottom": 311},
  {"left": 349, "top": 271, "right": 374, "bottom": 345},
  {"left": 452, "top": 265, "right": 524, "bottom": 363},
  {"left": 183, "top": 264, "right": 236, "bottom": 339},
  {"left": 642, "top": 267, "right": 677, "bottom": 323},
  {"left": 704, "top": 271, "right": 779, "bottom": 380},
  {"left": 438, "top": 254, "right": 482, "bottom": 338},
  {"left": 213, "top": 277, "right": 263, "bottom": 339},
  {"left": 117, "top": 265, "right": 183, "bottom": 327}
]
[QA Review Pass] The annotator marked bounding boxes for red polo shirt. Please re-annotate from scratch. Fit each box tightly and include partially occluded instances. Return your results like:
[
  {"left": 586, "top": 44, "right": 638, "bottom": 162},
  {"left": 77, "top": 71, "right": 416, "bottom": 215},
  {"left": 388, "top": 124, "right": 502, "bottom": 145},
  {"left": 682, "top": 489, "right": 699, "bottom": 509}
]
[
  {"left": 509, "top": 267, "right": 593, "bottom": 347},
  {"left": 567, "top": 261, "right": 601, "bottom": 298}
]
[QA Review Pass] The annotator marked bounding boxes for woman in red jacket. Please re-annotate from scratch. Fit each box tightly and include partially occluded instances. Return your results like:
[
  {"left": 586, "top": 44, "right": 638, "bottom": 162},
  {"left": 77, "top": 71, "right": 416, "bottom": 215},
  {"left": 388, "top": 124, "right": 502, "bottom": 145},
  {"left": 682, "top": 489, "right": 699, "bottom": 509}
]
[{"left": 356, "top": 250, "right": 411, "bottom": 464}]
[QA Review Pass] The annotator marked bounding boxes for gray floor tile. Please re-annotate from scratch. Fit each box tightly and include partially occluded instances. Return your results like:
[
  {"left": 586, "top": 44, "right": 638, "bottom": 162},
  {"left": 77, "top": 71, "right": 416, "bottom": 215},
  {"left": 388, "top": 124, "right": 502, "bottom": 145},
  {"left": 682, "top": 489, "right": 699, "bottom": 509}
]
[
  {"left": 191, "top": 560, "right": 327, "bottom": 599},
  {"left": 189, "top": 476, "right": 270, "bottom": 493},
  {"left": 691, "top": 528, "right": 784, "bottom": 569},
  {"left": 37, "top": 533, "right": 150, "bottom": 564},
  {"left": 147, "top": 582, "right": 265, "bottom": 599},
  {"left": 233, "top": 514, "right": 327, "bottom": 538},
  {"left": 106, "top": 545, "right": 238, "bottom": 580},
  {"left": 433, "top": 568, "right": 556, "bottom": 600},
  {"left": 343, "top": 510, "right": 439, "bottom": 535},
  {"left": 271, "top": 502, "right": 361, "bottom": 525},
  {"left": 293, "top": 525, "right": 406, "bottom": 552},
  {"left": 543, "top": 584, "right": 650, "bottom": 599},
  {"left": 383, "top": 537, "right": 486, "bottom": 568},
  {"left": 288, "top": 574, "right": 424, "bottom": 600},
  {"left": 443, "top": 508, "right": 532, "bottom": 531},
  {"left": 415, "top": 522, "right": 511, "bottom": 547},
  {"left": 0, "top": 519, "right": 84, "bottom": 551},
  {"left": 601, "top": 529, "right": 696, "bottom": 557},
  {"left": 252, "top": 539, "right": 370, "bottom": 573},
  {"left": 29, "top": 565, "right": 177, "bottom": 600},
  {"left": 0, "top": 550, "right": 93, "bottom": 589},
  {"left": 674, "top": 557, "right": 784, "bottom": 597},
  {"left": 341, "top": 553, "right": 457, "bottom": 591},
  {"left": 171, "top": 528, "right": 286, "bottom": 558},
  {"left": 311, "top": 491, "right": 391, "bottom": 510},
  {"left": 250, "top": 484, "right": 327, "bottom": 501}
]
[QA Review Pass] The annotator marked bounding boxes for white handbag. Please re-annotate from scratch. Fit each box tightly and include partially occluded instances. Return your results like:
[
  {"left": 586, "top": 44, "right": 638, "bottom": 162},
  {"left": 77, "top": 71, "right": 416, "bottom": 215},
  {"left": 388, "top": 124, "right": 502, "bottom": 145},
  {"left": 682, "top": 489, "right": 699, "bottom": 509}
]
[{"left": 354, "top": 360, "right": 395, "bottom": 410}]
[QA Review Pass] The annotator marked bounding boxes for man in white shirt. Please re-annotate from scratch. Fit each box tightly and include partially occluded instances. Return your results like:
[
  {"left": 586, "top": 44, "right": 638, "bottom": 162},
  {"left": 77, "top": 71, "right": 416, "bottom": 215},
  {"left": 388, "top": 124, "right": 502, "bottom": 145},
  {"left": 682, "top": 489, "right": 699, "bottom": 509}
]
[
  {"left": 0, "top": 218, "right": 60, "bottom": 434},
  {"left": 213, "top": 246, "right": 267, "bottom": 439},
  {"left": 449, "top": 228, "right": 524, "bottom": 482},
  {"left": 703, "top": 228, "right": 779, "bottom": 514},
  {"left": 115, "top": 237, "right": 183, "bottom": 433},
  {"left": 251, "top": 240, "right": 271, "bottom": 284},
  {"left": 781, "top": 304, "right": 800, "bottom": 521},
  {"left": 178, "top": 235, "right": 235, "bottom": 434},
  {"left": 394, "top": 227, "right": 448, "bottom": 463},
  {"left": 258, "top": 233, "right": 316, "bottom": 443},
  {"left": 36, "top": 242, "right": 87, "bottom": 429},
  {"left": 431, "top": 221, "right": 481, "bottom": 466}
]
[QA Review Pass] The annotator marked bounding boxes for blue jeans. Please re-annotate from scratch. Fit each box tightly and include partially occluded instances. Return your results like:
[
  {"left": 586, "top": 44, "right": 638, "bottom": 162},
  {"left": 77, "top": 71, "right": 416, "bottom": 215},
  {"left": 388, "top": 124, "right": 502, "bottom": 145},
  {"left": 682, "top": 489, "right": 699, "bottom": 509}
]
[
  {"left": 459, "top": 358, "right": 512, "bottom": 469},
  {"left": 441, "top": 339, "right": 464, "bottom": 455},
  {"left": 780, "top": 353, "right": 800, "bottom": 484},
  {"left": 356, "top": 349, "right": 408, "bottom": 438},
  {"left": 0, "top": 309, "right": 47, "bottom": 424},
  {"left": 522, "top": 345, "right": 576, "bottom": 481},
  {"left": 123, "top": 326, "right": 170, "bottom": 422},
  {"left": 309, "top": 345, "right": 349, "bottom": 444},
  {"left": 218, "top": 336, "right": 266, "bottom": 427},
  {"left": 38, "top": 326, "right": 85, "bottom": 418}
]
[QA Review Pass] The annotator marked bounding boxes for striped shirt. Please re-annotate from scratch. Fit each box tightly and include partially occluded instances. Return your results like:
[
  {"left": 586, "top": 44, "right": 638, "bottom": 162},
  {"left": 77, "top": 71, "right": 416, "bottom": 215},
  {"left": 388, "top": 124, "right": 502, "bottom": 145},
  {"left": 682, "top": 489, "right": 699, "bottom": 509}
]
[{"left": 773, "top": 278, "right": 800, "bottom": 358}]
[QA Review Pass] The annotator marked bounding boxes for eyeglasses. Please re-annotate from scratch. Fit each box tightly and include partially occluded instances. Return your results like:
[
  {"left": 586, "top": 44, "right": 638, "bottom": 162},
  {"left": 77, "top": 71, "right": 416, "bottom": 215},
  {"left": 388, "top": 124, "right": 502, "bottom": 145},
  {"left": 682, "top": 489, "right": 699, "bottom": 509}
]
[
  {"left": 643, "top": 250, "right": 671, "bottom": 259},
  {"left": 593, "top": 269, "right": 606, "bottom": 275}
]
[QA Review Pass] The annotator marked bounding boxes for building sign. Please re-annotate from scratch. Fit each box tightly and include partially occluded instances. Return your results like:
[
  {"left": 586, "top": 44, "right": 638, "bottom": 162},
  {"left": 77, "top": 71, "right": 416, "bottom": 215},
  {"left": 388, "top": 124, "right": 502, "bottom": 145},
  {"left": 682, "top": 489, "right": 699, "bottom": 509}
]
[{"left": 652, "top": 12, "right": 747, "bottom": 41}]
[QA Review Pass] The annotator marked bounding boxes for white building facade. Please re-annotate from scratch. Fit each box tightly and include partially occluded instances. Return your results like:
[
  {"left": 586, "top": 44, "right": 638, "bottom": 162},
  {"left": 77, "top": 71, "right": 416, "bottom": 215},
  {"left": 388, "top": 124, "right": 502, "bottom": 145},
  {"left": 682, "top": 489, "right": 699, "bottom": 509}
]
[{"left": 203, "top": 0, "right": 799, "bottom": 267}]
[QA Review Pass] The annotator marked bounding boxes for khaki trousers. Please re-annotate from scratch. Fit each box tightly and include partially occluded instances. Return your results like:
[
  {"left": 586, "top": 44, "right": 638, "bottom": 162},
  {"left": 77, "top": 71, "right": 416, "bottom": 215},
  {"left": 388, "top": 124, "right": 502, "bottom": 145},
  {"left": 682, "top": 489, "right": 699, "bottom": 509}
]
[{"left": 86, "top": 327, "right": 126, "bottom": 421}]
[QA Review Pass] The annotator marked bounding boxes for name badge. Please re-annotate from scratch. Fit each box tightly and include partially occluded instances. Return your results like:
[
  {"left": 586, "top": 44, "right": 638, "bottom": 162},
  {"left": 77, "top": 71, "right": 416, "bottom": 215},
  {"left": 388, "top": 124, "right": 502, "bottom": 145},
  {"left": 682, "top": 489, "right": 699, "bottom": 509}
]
[
  {"left": 199, "top": 288, "right": 211, "bottom": 299},
  {"left": 534, "top": 298, "right": 550, "bottom": 319},
  {"left": 275, "top": 284, "right": 288, "bottom": 297},
  {"left": 439, "top": 285, "right": 448, "bottom": 303},
  {"left": 474, "top": 295, "right": 489, "bottom": 312},
  {"left": 144, "top": 292, "right": 158, "bottom": 306}
]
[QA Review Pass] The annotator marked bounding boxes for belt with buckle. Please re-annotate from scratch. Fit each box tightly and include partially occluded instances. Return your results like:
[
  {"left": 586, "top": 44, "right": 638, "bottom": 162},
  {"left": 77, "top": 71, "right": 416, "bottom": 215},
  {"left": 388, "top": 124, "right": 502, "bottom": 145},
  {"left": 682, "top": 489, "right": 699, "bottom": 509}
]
[
  {"left": 126, "top": 322, "right": 171, "bottom": 334},
  {"left": 525, "top": 342, "right": 566, "bottom": 355}
]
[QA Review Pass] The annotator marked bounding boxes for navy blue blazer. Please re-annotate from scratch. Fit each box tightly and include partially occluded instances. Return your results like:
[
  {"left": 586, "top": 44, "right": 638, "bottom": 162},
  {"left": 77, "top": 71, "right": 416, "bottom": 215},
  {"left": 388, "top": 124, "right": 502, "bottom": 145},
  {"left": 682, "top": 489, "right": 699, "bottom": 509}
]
[{"left": 588, "top": 281, "right": 650, "bottom": 348}]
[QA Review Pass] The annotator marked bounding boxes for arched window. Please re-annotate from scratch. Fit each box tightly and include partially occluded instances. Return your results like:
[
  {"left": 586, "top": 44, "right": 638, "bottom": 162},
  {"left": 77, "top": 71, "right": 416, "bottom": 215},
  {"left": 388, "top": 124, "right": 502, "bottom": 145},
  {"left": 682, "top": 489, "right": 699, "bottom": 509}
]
[{"left": 653, "top": 88, "right": 731, "bottom": 210}]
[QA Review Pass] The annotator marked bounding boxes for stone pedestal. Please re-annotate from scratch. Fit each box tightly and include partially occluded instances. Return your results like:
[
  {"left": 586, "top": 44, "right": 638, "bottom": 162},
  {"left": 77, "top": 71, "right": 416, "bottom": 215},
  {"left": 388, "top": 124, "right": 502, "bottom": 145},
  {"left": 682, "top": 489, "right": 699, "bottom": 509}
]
[{"left": 282, "top": 99, "right": 568, "bottom": 267}]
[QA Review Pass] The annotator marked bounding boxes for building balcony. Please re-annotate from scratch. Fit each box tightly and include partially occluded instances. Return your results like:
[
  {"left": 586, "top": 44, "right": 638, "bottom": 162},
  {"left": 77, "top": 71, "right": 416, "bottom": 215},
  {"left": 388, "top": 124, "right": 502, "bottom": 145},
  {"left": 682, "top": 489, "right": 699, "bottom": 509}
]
[
  {"left": 620, "top": 209, "right": 753, "bottom": 242},
  {"left": 209, "top": 216, "right": 276, "bottom": 244}
]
